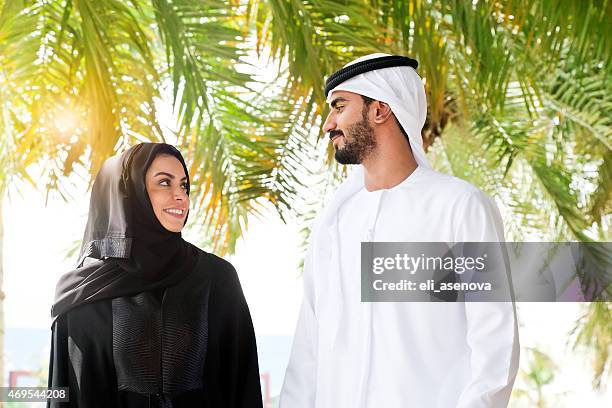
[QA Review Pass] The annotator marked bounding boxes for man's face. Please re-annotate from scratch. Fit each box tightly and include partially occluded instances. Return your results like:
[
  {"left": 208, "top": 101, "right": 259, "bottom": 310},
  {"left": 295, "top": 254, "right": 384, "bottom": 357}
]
[{"left": 323, "top": 91, "right": 376, "bottom": 164}]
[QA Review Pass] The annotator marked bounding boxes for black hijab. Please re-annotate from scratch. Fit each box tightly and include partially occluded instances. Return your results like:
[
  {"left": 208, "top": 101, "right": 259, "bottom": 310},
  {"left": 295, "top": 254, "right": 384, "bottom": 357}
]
[{"left": 51, "top": 143, "right": 199, "bottom": 320}]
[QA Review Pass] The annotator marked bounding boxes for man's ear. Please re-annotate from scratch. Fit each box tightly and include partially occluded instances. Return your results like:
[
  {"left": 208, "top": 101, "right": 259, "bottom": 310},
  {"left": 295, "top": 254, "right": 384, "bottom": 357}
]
[{"left": 373, "top": 101, "right": 394, "bottom": 124}]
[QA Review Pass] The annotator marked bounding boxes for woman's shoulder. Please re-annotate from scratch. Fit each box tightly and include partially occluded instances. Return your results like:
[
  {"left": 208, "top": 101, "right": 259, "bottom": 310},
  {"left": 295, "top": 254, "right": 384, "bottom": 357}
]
[{"left": 190, "top": 244, "right": 239, "bottom": 283}]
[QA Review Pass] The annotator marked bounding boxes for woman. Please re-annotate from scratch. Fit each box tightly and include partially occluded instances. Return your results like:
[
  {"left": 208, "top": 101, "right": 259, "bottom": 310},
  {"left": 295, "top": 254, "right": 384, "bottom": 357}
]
[{"left": 48, "top": 143, "right": 262, "bottom": 407}]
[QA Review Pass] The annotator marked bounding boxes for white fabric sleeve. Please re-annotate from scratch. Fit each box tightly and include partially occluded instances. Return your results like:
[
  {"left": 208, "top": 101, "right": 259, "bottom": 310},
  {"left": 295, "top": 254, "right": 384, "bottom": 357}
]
[
  {"left": 453, "top": 190, "right": 520, "bottom": 408},
  {"left": 279, "top": 238, "right": 318, "bottom": 407}
]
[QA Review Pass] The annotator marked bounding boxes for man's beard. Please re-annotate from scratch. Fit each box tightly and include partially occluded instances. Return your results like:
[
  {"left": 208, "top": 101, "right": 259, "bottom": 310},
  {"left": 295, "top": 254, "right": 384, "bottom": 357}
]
[{"left": 334, "top": 116, "right": 376, "bottom": 165}]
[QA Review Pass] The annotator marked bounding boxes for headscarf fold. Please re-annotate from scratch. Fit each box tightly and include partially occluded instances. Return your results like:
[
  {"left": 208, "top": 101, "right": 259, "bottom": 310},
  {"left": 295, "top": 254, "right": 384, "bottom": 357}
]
[
  {"left": 325, "top": 53, "right": 431, "bottom": 168},
  {"left": 51, "top": 143, "right": 199, "bottom": 320}
]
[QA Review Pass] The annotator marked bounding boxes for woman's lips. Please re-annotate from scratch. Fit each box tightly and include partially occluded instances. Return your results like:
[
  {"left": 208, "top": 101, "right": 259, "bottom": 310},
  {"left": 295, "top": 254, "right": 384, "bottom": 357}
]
[{"left": 163, "top": 209, "right": 186, "bottom": 219}]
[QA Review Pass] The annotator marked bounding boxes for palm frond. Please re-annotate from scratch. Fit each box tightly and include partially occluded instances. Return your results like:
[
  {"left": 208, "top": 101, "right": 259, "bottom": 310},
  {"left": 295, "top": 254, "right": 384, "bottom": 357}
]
[{"left": 1, "top": 0, "right": 162, "bottom": 198}]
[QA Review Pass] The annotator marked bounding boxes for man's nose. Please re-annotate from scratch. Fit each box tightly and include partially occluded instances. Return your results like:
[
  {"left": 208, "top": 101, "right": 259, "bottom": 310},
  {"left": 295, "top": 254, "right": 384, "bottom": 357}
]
[{"left": 322, "top": 112, "right": 336, "bottom": 134}]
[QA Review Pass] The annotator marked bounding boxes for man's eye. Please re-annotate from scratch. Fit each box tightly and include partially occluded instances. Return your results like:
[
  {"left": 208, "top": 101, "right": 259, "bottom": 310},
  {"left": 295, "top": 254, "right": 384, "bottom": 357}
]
[{"left": 335, "top": 105, "right": 344, "bottom": 111}]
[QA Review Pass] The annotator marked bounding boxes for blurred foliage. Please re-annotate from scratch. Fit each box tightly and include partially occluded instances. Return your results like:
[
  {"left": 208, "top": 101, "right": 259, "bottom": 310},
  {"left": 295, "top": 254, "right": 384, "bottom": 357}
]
[
  {"left": 512, "top": 347, "right": 567, "bottom": 407},
  {"left": 572, "top": 302, "right": 612, "bottom": 390}
]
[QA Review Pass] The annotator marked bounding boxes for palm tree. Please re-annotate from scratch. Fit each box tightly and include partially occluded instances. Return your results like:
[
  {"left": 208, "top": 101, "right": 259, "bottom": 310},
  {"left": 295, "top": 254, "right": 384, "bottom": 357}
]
[{"left": 1, "top": 0, "right": 311, "bottom": 251}]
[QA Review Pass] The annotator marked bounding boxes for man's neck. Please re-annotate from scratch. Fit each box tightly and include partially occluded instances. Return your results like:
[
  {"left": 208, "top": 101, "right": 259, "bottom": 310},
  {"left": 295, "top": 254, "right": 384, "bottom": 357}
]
[{"left": 361, "top": 138, "right": 418, "bottom": 192}]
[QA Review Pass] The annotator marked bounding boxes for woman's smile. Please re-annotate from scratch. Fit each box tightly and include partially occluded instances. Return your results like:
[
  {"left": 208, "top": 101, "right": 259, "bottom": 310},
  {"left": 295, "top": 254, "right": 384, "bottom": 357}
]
[{"left": 163, "top": 207, "right": 187, "bottom": 218}]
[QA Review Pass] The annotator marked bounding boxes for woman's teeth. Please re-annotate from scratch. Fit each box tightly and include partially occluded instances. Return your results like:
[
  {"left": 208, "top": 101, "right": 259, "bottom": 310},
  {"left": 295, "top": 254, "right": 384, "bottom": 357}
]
[{"left": 164, "top": 208, "right": 184, "bottom": 215}]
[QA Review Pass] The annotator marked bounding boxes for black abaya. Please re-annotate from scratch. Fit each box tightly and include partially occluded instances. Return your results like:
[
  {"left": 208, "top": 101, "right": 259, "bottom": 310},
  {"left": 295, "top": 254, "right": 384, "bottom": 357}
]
[{"left": 48, "top": 247, "right": 262, "bottom": 407}]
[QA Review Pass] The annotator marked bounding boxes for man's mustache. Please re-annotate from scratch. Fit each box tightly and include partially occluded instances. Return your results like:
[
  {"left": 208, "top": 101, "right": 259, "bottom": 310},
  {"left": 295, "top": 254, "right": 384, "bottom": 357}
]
[{"left": 328, "top": 130, "right": 344, "bottom": 140}]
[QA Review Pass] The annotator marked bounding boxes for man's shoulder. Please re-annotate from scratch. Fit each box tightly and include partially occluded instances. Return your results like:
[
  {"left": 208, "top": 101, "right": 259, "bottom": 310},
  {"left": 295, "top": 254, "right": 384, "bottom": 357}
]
[{"left": 410, "top": 167, "right": 482, "bottom": 198}]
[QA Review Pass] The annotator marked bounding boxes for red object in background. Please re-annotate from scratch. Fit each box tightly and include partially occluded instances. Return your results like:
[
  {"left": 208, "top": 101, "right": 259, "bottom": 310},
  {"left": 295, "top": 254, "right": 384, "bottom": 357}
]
[
  {"left": 260, "top": 372, "right": 271, "bottom": 407},
  {"left": 9, "top": 370, "right": 33, "bottom": 387}
]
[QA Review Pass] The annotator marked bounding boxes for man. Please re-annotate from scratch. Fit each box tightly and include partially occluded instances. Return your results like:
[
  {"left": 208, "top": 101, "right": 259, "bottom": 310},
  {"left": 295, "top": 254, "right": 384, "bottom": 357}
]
[{"left": 280, "top": 54, "right": 519, "bottom": 407}]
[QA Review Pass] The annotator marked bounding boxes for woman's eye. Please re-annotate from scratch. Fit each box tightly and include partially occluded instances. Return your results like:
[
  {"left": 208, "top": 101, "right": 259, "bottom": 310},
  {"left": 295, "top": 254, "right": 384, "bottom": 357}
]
[{"left": 158, "top": 179, "right": 187, "bottom": 190}]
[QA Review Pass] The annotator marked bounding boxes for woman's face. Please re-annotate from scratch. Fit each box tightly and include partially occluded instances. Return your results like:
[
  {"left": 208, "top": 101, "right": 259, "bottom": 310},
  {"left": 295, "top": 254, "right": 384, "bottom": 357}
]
[{"left": 145, "top": 154, "right": 190, "bottom": 232}]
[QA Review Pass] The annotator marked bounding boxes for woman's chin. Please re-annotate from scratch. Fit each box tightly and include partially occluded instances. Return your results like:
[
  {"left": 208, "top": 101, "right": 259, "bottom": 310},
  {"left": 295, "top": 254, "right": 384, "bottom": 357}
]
[{"left": 161, "top": 220, "right": 184, "bottom": 233}]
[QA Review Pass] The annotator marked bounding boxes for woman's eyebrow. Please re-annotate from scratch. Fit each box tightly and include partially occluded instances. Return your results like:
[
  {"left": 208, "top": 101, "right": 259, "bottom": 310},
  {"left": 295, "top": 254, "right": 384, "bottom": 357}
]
[{"left": 153, "top": 171, "right": 187, "bottom": 181}]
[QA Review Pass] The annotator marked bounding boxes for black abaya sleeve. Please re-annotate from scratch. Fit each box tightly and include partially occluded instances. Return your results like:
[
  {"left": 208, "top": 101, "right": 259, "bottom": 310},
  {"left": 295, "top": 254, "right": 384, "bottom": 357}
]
[
  {"left": 203, "top": 255, "right": 263, "bottom": 408},
  {"left": 47, "top": 314, "right": 69, "bottom": 407},
  {"left": 46, "top": 301, "right": 118, "bottom": 408}
]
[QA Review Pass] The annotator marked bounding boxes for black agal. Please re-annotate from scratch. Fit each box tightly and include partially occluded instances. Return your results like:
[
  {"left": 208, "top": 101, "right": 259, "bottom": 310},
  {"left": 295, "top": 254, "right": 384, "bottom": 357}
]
[{"left": 324, "top": 55, "right": 418, "bottom": 97}]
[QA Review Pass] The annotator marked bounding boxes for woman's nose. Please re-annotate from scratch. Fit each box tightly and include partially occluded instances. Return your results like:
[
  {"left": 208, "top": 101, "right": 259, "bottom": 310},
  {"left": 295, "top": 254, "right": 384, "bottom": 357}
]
[{"left": 174, "top": 188, "right": 187, "bottom": 200}]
